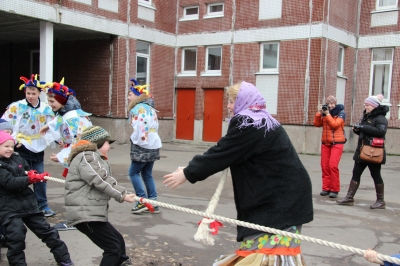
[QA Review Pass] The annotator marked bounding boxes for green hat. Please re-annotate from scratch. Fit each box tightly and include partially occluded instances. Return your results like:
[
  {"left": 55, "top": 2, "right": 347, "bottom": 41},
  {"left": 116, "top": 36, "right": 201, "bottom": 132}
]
[{"left": 81, "top": 126, "right": 116, "bottom": 149}]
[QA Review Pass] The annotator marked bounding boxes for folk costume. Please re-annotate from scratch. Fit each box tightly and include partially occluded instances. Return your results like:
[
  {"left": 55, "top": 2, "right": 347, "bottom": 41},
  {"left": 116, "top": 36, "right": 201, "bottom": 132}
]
[
  {"left": 182, "top": 82, "right": 313, "bottom": 266},
  {"left": 43, "top": 79, "right": 92, "bottom": 169},
  {"left": 0, "top": 131, "right": 72, "bottom": 266},
  {"left": 313, "top": 96, "right": 346, "bottom": 198},
  {"left": 1, "top": 74, "right": 55, "bottom": 215},
  {"left": 128, "top": 79, "right": 162, "bottom": 213}
]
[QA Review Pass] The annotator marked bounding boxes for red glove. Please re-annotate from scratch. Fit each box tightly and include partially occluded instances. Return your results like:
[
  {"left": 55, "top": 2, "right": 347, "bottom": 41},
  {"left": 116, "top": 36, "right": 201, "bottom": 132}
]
[{"left": 27, "top": 170, "right": 48, "bottom": 184}]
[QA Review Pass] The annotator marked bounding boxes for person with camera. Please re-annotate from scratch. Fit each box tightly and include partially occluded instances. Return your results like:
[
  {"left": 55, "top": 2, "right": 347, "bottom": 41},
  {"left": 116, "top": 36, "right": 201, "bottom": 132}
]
[
  {"left": 336, "top": 94, "right": 388, "bottom": 209},
  {"left": 314, "top": 95, "right": 346, "bottom": 198}
]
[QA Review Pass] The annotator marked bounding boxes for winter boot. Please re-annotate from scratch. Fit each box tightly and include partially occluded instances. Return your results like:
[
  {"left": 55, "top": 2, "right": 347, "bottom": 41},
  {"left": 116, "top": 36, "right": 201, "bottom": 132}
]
[
  {"left": 336, "top": 180, "right": 359, "bottom": 206},
  {"left": 370, "top": 183, "right": 385, "bottom": 209}
]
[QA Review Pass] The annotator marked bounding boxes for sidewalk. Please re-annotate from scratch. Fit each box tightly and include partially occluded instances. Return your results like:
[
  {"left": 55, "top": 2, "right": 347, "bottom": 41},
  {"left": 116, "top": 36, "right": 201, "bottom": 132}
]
[{"left": 1, "top": 141, "right": 400, "bottom": 265}]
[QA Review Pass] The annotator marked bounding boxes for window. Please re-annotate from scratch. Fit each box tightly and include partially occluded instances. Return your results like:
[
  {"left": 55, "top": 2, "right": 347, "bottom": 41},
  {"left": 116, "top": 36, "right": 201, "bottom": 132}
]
[
  {"left": 139, "top": 0, "right": 151, "bottom": 5},
  {"left": 369, "top": 48, "right": 394, "bottom": 102},
  {"left": 136, "top": 41, "right": 150, "bottom": 86},
  {"left": 182, "top": 48, "right": 197, "bottom": 74},
  {"left": 259, "top": 0, "right": 282, "bottom": 20},
  {"left": 260, "top": 43, "right": 279, "bottom": 72},
  {"left": 376, "top": 0, "right": 398, "bottom": 9},
  {"left": 205, "top": 46, "right": 222, "bottom": 74},
  {"left": 181, "top": 6, "right": 199, "bottom": 21},
  {"left": 337, "top": 46, "right": 344, "bottom": 76},
  {"left": 204, "top": 3, "right": 224, "bottom": 18}
]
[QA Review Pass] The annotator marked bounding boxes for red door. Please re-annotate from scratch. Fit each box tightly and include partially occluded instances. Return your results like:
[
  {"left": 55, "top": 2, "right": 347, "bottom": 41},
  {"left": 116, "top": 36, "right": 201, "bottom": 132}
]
[
  {"left": 176, "top": 89, "right": 195, "bottom": 140},
  {"left": 203, "top": 89, "right": 224, "bottom": 142}
]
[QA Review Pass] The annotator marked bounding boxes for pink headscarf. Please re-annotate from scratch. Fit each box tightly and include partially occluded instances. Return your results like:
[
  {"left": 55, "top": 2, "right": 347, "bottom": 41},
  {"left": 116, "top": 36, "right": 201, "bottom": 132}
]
[{"left": 233, "top": 81, "right": 280, "bottom": 132}]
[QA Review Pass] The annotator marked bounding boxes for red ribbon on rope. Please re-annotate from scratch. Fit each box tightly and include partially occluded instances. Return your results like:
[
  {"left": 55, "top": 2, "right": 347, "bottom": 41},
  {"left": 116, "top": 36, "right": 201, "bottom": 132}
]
[
  {"left": 198, "top": 219, "right": 223, "bottom": 235},
  {"left": 139, "top": 197, "right": 154, "bottom": 213}
]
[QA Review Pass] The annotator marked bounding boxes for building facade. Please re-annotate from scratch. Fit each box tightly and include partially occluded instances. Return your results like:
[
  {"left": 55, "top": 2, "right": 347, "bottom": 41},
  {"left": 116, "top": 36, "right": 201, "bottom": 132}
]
[{"left": 1, "top": 0, "right": 399, "bottom": 153}]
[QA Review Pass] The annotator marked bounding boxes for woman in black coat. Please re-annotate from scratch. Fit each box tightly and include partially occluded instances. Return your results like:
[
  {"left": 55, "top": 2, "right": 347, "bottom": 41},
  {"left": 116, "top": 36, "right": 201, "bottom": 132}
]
[
  {"left": 164, "top": 81, "right": 313, "bottom": 266},
  {"left": 337, "top": 94, "right": 389, "bottom": 209}
]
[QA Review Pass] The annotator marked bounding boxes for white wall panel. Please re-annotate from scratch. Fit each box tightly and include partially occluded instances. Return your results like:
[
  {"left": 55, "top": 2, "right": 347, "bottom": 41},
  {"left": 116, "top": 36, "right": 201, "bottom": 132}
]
[{"left": 256, "top": 74, "right": 279, "bottom": 114}]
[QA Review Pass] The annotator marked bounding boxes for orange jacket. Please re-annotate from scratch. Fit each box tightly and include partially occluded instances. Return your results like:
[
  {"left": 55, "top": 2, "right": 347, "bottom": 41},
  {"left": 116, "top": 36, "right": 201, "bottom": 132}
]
[{"left": 314, "top": 112, "right": 346, "bottom": 145}]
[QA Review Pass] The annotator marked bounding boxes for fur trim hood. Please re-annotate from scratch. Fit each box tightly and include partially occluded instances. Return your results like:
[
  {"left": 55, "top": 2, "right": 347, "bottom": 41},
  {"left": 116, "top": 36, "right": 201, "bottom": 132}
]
[
  {"left": 67, "top": 141, "right": 97, "bottom": 165},
  {"left": 128, "top": 94, "right": 154, "bottom": 112},
  {"left": 363, "top": 105, "right": 389, "bottom": 119}
]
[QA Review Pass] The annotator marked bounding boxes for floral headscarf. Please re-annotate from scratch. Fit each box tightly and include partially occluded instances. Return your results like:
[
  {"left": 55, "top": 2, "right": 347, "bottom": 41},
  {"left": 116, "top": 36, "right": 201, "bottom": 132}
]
[{"left": 232, "top": 81, "right": 280, "bottom": 132}]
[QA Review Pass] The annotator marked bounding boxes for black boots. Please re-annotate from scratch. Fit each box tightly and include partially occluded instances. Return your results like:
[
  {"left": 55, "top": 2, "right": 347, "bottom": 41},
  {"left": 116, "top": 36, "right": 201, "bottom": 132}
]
[
  {"left": 336, "top": 180, "right": 359, "bottom": 206},
  {"left": 370, "top": 183, "right": 385, "bottom": 209}
]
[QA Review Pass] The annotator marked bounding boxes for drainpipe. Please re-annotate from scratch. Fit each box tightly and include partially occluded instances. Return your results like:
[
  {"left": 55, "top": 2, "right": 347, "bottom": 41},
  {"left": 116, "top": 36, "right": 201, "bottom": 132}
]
[
  {"left": 124, "top": 0, "right": 131, "bottom": 118},
  {"left": 229, "top": 0, "right": 236, "bottom": 86},
  {"left": 322, "top": 0, "right": 331, "bottom": 103},
  {"left": 351, "top": 0, "right": 362, "bottom": 125},
  {"left": 172, "top": 0, "right": 180, "bottom": 139},
  {"left": 303, "top": 0, "right": 313, "bottom": 125}
]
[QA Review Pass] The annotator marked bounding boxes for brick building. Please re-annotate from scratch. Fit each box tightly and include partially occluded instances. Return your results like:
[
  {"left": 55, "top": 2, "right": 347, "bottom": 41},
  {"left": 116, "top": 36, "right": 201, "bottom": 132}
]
[{"left": 0, "top": 0, "right": 399, "bottom": 153}]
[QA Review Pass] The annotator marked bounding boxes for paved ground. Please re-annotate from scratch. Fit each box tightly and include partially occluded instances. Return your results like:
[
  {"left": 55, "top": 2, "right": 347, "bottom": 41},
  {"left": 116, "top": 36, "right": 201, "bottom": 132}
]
[{"left": 1, "top": 141, "right": 400, "bottom": 265}]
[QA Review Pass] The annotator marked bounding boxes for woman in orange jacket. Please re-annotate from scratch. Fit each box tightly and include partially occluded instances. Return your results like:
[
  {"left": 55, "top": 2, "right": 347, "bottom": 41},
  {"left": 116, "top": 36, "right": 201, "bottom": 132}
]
[{"left": 313, "top": 95, "right": 346, "bottom": 198}]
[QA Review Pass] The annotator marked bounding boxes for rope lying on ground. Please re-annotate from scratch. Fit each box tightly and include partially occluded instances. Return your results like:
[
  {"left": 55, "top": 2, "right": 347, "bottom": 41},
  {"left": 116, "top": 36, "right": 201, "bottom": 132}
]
[{"left": 42, "top": 175, "right": 400, "bottom": 265}]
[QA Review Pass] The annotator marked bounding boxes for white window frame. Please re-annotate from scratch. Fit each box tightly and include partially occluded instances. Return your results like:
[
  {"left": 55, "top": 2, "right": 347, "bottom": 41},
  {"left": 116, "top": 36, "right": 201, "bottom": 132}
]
[
  {"left": 369, "top": 48, "right": 394, "bottom": 103},
  {"left": 260, "top": 42, "right": 280, "bottom": 73},
  {"left": 136, "top": 41, "right": 150, "bottom": 87},
  {"left": 181, "top": 47, "right": 197, "bottom": 76},
  {"left": 180, "top": 6, "right": 199, "bottom": 21},
  {"left": 376, "top": 0, "right": 398, "bottom": 10},
  {"left": 337, "top": 46, "right": 345, "bottom": 76},
  {"left": 139, "top": 0, "right": 152, "bottom": 6},
  {"left": 203, "top": 46, "right": 222, "bottom": 75},
  {"left": 204, "top": 3, "right": 224, "bottom": 19}
]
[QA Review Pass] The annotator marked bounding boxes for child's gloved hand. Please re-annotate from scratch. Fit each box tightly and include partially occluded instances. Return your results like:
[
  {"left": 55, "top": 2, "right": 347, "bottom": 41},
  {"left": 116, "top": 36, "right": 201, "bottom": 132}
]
[{"left": 27, "top": 170, "right": 48, "bottom": 184}]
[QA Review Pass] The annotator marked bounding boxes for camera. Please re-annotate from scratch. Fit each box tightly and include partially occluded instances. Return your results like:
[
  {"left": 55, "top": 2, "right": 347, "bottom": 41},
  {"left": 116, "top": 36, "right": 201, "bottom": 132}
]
[{"left": 322, "top": 104, "right": 328, "bottom": 111}]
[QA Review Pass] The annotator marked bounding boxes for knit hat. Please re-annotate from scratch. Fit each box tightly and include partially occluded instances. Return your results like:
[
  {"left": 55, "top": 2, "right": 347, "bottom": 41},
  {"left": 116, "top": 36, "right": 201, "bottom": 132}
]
[
  {"left": 129, "top": 78, "right": 150, "bottom": 96},
  {"left": 43, "top": 78, "right": 76, "bottom": 105},
  {"left": 0, "top": 131, "right": 15, "bottom": 145},
  {"left": 19, "top": 74, "right": 45, "bottom": 91},
  {"left": 0, "top": 119, "right": 13, "bottom": 133},
  {"left": 81, "top": 126, "right": 115, "bottom": 149},
  {"left": 364, "top": 94, "right": 383, "bottom": 108},
  {"left": 326, "top": 95, "right": 337, "bottom": 103}
]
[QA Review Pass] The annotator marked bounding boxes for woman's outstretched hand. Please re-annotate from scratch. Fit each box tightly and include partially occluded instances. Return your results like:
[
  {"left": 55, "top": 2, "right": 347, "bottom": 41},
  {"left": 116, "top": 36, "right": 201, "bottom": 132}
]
[{"left": 163, "top": 167, "right": 187, "bottom": 189}]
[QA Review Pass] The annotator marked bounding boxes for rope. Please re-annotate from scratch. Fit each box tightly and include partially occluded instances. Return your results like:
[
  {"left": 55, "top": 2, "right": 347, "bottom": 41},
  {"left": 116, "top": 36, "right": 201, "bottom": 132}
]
[
  {"left": 194, "top": 168, "right": 228, "bottom": 246},
  {"left": 42, "top": 175, "right": 400, "bottom": 265}
]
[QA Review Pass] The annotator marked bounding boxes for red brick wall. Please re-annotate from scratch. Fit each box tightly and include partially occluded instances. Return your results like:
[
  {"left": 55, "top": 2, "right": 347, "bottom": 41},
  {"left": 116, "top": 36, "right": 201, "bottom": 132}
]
[
  {"left": 360, "top": 0, "right": 400, "bottom": 35},
  {"left": 328, "top": 0, "right": 359, "bottom": 33}
]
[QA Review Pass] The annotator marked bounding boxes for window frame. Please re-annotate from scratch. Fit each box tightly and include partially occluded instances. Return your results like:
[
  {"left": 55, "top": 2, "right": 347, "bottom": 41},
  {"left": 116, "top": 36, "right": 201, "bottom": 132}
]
[
  {"left": 376, "top": 0, "right": 398, "bottom": 10},
  {"left": 139, "top": 0, "right": 152, "bottom": 6},
  {"left": 259, "top": 42, "right": 280, "bottom": 73},
  {"left": 205, "top": 46, "right": 222, "bottom": 75},
  {"left": 337, "top": 46, "right": 345, "bottom": 76},
  {"left": 180, "top": 5, "right": 199, "bottom": 21},
  {"left": 204, "top": 3, "right": 224, "bottom": 18},
  {"left": 181, "top": 47, "right": 197, "bottom": 75},
  {"left": 368, "top": 48, "right": 394, "bottom": 103},
  {"left": 136, "top": 41, "right": 151, "bottom": 87}
]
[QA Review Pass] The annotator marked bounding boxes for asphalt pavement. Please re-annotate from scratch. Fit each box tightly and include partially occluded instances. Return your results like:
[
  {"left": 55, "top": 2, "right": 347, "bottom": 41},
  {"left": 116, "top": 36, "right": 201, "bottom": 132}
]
[{"left": 1, "top": 141, "right": 400, "bottom": 266}]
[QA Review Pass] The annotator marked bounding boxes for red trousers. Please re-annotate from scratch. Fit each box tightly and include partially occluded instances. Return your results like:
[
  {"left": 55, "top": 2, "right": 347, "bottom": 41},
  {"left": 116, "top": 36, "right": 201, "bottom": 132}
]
[{"left": 320, "top": 144, "right": 344, "bottom": 192}]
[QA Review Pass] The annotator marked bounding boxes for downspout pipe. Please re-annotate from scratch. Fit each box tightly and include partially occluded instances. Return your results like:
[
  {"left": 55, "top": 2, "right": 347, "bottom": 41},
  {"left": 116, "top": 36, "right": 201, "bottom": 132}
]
[
  {"left": 303, "top": 0, "right": 313, "bottom": 125},
  {"left": 351, "top": 0, "right": 362, "bottom": 125}
]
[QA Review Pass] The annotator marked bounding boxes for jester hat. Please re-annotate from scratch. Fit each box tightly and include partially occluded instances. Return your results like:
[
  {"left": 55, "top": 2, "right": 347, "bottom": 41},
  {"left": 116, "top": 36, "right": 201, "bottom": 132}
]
[
  {"left": 130, "top": 78, "right": 149, "bottom": 96},
  {"left": 19, "top": 74, "right": 45, "bottom": 91},
  {"left": 43, "top": 78, "right": 76, "bottom": 105}
]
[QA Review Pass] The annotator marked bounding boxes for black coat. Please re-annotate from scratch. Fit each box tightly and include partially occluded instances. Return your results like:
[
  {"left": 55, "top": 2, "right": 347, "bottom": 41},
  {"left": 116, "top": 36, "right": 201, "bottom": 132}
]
[
  {"left": 183, "top": 117, "right": 314, "bottom": 241},
  {"left": 353, "top": 105, "right": 389, "bottom": 164},
  {"left": 0, "top": 153, "right": 41, "bottom": 226}
]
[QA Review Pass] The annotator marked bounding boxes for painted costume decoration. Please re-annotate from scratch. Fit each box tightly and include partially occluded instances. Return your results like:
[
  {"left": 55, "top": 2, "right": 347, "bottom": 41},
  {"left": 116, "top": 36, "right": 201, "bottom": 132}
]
[
  {"left": 44, "top": 79, "right": 92, "bottom": 168},
  {"left": 2, "top": 75, "right": 55, "bottom": 152}
]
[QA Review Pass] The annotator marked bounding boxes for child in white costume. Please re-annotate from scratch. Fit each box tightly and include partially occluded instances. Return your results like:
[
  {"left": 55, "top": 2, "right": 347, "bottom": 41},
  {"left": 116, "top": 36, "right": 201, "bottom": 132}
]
[
  {"left": 1, "top": 74, "right": 56, "bottom": 217},
  {"left": 40, "top": 79, "right": 92, "bottom": 170}
]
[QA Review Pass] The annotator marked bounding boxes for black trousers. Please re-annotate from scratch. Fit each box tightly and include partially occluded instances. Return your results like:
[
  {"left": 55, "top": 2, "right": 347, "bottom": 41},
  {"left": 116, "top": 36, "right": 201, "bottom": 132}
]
[
  {"left": 75, "top": 221, "right": 129, "bottom": 266},
  {"left": 5, "top": 215, "right": 70, "bottom": 266},
  {"left": 352, "top": 161, "right": 383, "bottom": 184}
]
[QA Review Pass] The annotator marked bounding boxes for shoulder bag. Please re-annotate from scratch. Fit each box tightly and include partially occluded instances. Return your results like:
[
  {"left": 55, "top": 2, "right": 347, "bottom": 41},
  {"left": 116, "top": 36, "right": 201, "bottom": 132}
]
[{"left": 360, "top": 139, "right": 384, "bottom": 164}]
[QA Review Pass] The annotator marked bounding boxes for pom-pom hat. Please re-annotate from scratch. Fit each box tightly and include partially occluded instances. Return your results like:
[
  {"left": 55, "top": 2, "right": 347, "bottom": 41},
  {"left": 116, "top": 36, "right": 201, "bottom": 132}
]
[
  {"left": 43, "top": 78, "right": 76, "bottom": 105},
  {"left": 0, "top": 131, "right": 15, "bottom": 145},
  {"left": 81, "top": 126, "right": 115, "bottom": 149},
  {"left": 19, "top": 74, "right": 45, "bottom": 91},
  {"left": 364, "top": 94, "right": 383, "bottom": 108},
  {"left": 129, "top": 78, "right": 150, "bottom": 96},
  {"left": 0, "top": 119, "right": 13, "bottom": 133}
]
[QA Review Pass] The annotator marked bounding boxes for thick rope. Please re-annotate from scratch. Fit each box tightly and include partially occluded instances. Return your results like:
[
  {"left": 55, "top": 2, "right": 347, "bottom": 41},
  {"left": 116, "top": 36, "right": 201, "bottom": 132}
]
[
  {"left": 194, "top": 168, "right": 228, "bottom": 246},
  {"left": 43, "top": 175, "right": 400, "bottom": 265}
]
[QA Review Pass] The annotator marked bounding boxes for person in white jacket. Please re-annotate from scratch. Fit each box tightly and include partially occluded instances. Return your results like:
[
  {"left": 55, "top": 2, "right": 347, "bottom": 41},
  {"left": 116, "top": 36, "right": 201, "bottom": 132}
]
[{"left": 127, "top": 78, "right": 162, "bottom": 214}]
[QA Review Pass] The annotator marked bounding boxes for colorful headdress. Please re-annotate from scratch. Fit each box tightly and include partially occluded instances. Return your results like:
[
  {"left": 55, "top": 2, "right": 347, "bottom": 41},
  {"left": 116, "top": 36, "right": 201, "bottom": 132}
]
[
  {"left": 43, "top": 78, "right": 76, "bottom": 105},
  {"left": 19, "top": 74, "right": 45, "bottom": 91},
  {"left": 129, "top": 78, "right": 149, "bottom": 96}
]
